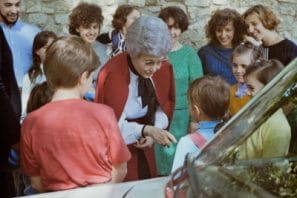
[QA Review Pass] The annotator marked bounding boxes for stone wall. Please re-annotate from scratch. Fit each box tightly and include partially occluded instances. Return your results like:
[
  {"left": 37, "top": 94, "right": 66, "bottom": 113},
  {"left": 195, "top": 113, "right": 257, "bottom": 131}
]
[{"left": 21, "top": 0, "right": 297, "bottom": 50}]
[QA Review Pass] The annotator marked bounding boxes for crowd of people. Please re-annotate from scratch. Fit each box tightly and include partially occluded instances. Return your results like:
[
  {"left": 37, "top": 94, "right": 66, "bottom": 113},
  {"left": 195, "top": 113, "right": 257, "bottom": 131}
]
[{"left": 0, "top": 0, "right": 297, "bottom": 197}]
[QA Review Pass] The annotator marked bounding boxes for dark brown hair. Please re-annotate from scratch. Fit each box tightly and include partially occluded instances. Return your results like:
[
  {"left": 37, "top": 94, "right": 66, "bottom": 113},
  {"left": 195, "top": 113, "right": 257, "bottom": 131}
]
[
  {"left": 112, "top": 4, "right": 139, "bottom": 31},
  {"left": 244, "top": 59, "right": 284, "bottom": 85},
  {"left": 27, "top": 82, "right": 53, "bottom": 113},
  {"left": 28, "top": 31, "right": 57, "bottom": 83},
  {"left": 158, "top": 6, "right": 189, "bottom": 32},
  {"left": 206, "top": 8, "right": 245, "bottom": 47},
  {"left": 188, "top": 75, "right": 230, "bottom": 120},
  {"left": 68, "top": 2, "right": 104, "bottom": 35},
  {"left": 243, "top": 4, "right": 280, "bottom": 31},
  {"left": 44, "top": 36, "right": 99, "bottom": 90}
]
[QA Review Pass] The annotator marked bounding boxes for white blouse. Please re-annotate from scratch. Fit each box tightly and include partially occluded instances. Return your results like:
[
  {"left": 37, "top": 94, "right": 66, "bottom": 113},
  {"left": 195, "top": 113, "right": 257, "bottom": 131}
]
[
  {"left": 21, "top": 65, "right": 46, "bottom": 121},
  {"left": 118, "top": 70, "right": 169, "bottom": 144}
]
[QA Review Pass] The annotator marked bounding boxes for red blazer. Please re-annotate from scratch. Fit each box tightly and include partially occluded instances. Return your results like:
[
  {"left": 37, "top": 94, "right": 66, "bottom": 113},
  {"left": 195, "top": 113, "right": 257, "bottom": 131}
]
[{"left": 95, "top": 52, "right": 175, "bottom": 125}]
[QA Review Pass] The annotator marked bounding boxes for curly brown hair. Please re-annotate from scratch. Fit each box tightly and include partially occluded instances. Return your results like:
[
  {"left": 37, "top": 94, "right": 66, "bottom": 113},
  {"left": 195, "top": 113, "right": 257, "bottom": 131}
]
[
  {"left": 68, "top": 2, "right": 104, "bottom": 35},
  {"left": 242, "top": 4, "right": 280, "bottom": 31},
  {"left": 205, "top": 8, "right": 245, "bottom": 48},
  {"left": 112, "top": 4, "right": 139, "bottom": 31},
  {"left": 158, "top": 6, "right": 189, "bottom": 32}
]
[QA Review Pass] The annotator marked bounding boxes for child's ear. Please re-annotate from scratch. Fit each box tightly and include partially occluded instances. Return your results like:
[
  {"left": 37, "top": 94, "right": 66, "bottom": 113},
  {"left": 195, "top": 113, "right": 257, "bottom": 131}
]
[
  {"left": 193, "top": 105, "right": 200, "bottom": 115},
  {"left": 79, "top": 71, "right": 89, "bottom": 84}
]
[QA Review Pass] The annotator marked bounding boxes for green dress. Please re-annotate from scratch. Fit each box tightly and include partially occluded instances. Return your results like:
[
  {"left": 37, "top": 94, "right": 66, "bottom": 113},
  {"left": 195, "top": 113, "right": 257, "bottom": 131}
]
[{"left": 154, "top": 44, "right": 203, "bottom": 175}]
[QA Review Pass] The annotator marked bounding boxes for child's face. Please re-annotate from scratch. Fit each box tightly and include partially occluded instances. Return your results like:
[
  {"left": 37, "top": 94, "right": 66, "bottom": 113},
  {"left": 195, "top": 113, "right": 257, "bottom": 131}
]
[
  {"left": 245, "top": 13, "right": 268, "bottom": 41},
  {"left": 232, "top": 51, "right": 253, "bottom": 83},
  {"left": 166, "top": 17, "right": 182, "bottom": 46},
  {"left": 245, "top": 74, "right": 264, "bottom": 96},
  {"left": 76, "top": 22, "right": 99, "bottom": 44},
  {"left": 215, "top": 21, "right": 234, "bottom": 48},
  {"left": 124, "top": 9, "right": 140, "bottom": 30},
  {"left": 35, "top": 37, "right": 55, "bottom": 64}
]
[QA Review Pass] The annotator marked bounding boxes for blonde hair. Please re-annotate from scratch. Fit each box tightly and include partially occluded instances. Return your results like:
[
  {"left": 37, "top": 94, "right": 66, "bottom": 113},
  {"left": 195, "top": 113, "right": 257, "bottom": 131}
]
[{"left": 243, "top": 4, "right": 280, "bottom": 30}]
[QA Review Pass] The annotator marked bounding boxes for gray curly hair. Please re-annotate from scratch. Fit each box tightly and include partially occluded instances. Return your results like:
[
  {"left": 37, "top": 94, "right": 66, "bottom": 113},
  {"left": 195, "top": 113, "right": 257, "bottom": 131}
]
[{"left": 126, "top": 16, "right": 172, "bottom": 57}]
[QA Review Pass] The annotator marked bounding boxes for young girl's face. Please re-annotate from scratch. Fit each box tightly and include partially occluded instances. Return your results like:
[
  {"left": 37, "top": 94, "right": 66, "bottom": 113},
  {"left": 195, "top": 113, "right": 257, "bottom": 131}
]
[
  {"left": 124, "top": 9, "right": 140, "bottom": 30},
  {"left": 166, "top": 17, "right": 182, "bottom": 46},
  {"left": 215, "top": 21, "right": 234, "bottom": 48},
  {"left": 232, "top": 51, "right": 253, "bottom": 83},
  {"left": 76, "top": 22, "right": 99, "bottom": 44},
  {"left": 245, "top": 74, "right": 264, "bottom": 96},
  {"left": 245, "top": 13, "right": 268, "bottom": 42},
  {"left": 35, "top": 37, "right": 55, "bottom": 64}
]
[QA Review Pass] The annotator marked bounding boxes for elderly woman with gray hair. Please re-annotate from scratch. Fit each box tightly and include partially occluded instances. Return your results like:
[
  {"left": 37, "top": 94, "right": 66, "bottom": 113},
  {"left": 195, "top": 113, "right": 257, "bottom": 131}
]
[{"left": 95, "top": 16, "right": 176, "bottom": 181}]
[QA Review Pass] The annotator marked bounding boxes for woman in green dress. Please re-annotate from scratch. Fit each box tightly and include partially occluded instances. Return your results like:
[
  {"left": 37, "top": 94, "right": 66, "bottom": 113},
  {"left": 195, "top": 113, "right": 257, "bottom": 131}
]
[{"left": 156, "top": 6, "right": 203, "bottom": 175}]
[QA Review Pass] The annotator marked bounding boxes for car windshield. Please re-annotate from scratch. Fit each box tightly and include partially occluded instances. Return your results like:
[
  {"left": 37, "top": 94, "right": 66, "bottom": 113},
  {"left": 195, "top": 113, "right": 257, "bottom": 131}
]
[{"left": 175, "top": 58, "right": 297, "bottom": 197}]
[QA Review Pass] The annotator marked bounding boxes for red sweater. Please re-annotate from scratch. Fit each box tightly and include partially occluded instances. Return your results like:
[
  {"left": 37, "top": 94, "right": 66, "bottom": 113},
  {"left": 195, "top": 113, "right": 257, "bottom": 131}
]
[{"left": 95, "top": 52, "right": 175, "bottom": 123}]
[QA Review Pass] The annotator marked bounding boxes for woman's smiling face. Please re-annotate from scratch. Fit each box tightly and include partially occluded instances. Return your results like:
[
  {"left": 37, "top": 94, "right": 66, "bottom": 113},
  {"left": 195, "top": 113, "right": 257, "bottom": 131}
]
[
  {"left": 215, "top": 22, "right": 235, "bottom": 48},
  {"left": 76, "top": 22, "right": 99, "bottom": 44},
  {"left": 131, "top": 54, "right": 164, "bottom": 78},
  {"left": 244, "top": 13, "right": 269, "bottom": 42}
]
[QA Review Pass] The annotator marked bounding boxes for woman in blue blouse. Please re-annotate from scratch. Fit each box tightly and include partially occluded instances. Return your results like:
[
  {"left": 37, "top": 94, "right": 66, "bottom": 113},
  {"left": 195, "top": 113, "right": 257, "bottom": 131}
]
[{"left": 198, "top": 8, "right": 245, "bottom": 85}]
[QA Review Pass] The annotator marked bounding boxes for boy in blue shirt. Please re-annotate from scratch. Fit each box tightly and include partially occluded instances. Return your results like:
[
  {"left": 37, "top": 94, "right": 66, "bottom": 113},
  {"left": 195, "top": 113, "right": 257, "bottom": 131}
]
[{"left": 171, "top": 75, "right": 230, "bottom": 172}]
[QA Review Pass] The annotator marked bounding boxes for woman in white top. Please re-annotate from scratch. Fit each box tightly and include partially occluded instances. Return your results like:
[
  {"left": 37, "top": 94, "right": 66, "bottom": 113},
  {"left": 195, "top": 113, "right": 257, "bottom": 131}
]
[{"left": 21, "top": 31, "right": 57, "bottom": 120}]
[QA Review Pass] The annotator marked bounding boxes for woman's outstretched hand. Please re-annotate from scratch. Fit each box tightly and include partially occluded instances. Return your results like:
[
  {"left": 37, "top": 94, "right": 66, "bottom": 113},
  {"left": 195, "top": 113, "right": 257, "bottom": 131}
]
[{"left": 143, "top": 125, "right": 177, "bottom": 147}]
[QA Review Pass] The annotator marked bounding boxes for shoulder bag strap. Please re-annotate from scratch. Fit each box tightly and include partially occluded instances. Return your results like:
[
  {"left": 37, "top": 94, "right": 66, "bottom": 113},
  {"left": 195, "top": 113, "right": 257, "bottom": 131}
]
[{"left": 189, "top": 131, "right": 207, "bottom": 149}]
